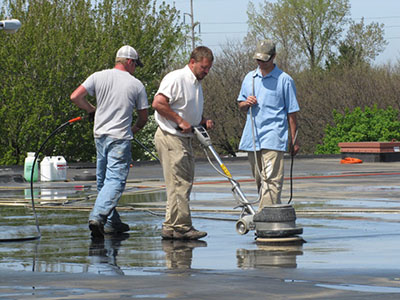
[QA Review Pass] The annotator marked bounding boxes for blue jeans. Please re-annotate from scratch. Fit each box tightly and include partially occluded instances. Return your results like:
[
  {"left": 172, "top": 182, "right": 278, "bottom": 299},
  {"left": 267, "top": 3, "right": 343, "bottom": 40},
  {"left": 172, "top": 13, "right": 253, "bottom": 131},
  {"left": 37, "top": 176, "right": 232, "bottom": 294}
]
[{"left": 90, "top": 136, "right": 131, "bottom": 226}]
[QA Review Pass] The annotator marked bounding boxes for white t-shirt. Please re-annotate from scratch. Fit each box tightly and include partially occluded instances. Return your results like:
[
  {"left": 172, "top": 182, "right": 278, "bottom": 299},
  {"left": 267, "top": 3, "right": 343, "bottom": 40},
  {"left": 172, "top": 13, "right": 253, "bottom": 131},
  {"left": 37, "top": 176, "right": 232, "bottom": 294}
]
[
  {"left": 154, "top": 65, "right": 203, "bottom": 137},
  {"left": 82, "top": 68, "right": 148, "bottom": 140}
]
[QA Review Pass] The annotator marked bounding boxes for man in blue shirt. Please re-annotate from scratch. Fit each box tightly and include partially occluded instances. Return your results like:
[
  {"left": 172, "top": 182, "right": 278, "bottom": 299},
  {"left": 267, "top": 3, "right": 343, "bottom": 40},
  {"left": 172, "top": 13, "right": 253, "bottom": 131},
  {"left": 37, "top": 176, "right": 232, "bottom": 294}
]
[{"left": 238, "top": 39, "right": 299, "bottom": 209}]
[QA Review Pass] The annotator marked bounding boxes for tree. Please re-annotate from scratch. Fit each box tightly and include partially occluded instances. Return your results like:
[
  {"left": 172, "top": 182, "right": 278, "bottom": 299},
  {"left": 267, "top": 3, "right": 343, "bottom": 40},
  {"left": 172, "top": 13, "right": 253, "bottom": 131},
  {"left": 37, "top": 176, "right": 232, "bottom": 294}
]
[
  {"left": 0, "top": 0, "right": 184, "bottom": 164},
  {"left": 325, "top": 42, "right": 364, "bottom": 70},
  {"left": 246, "top": 0, "right": 386, "bottom": 70},
  {"left": 344, "top": 17, "right": 388, "bottom": 63},
  {"left": 246, "top": 0, "right": 350, "bottom": 70}
]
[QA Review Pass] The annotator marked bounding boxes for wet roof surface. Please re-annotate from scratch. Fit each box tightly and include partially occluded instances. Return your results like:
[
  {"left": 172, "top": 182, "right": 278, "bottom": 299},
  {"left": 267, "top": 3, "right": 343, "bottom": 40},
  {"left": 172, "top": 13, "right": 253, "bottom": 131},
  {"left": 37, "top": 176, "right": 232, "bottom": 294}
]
[{"left": 1, "top": 157, "right": 400, "bottom": 298}]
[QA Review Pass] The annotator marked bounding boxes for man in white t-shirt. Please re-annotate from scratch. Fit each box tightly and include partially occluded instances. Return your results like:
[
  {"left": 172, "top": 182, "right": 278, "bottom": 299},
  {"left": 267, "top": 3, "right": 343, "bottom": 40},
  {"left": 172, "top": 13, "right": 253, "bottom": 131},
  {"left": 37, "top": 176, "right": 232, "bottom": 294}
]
[
  {"left": 152, "top": 46, "right": 214, "bottom": 240},
  {"left": 71, "top": 45, "right": 148, "bottom": 238}
]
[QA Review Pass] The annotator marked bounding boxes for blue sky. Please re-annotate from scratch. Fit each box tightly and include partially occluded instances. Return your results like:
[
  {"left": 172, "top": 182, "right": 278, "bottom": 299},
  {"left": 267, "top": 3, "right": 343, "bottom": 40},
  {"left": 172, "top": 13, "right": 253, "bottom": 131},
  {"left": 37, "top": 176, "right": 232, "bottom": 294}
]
[{"left": 158, "top": 0, "right": 400, "bottom": 65}]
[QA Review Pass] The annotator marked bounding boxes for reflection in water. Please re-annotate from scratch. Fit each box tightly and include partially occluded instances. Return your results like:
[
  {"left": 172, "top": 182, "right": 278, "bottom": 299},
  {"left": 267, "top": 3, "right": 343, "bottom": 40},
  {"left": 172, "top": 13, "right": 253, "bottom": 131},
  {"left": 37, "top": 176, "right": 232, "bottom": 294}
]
[
  {"left": 32, "top": 240, "right": 40, "bottom": 272},
  {"left": 237, "top": 243, "right": 303, "bottom": 269},
  {"left": 39, "top": 189, "right": 67, "bottom": 201},
  {"left": 162, "top": 240, "right": 207, "bottom": 269},
  {"left": 89, "top": 233, "right": 130, "bottom": 275}
]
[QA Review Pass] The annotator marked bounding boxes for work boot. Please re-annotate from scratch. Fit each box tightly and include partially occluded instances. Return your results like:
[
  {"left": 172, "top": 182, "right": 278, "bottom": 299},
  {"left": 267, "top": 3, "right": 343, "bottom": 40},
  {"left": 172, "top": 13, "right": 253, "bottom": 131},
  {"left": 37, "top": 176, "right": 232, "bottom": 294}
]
[
  {"left": 104, "top": 222, "right": 130, "bottom": 234},
  {"left": 161, "top": 227, "right": 174, "bottom": 239},
  {"left": 173, "top": 227, "right": 207, "bottom": 240},
  {"left": 89, "top": 219, "right": 104, "bottom": 238}
]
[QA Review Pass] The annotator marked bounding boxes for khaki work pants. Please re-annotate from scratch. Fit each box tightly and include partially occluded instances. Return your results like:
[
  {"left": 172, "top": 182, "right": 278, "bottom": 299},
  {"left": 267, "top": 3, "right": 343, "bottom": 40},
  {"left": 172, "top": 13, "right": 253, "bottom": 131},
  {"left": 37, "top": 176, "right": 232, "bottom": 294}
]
[
  {"left": 248, "top": 150, "right": 284, "bottom": 209},
  {"left": 154, "top": 128, "right": 194, "bottom": 231}
]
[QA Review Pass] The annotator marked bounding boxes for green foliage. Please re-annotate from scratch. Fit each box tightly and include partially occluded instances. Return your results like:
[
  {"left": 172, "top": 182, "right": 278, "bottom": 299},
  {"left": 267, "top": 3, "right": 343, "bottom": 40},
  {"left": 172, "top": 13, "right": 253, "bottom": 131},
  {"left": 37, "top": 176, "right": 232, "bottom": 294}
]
[
  {"left": 315, "top": 105, "right": 400, "bottom": 154},
  {"left": 0, "top": 0, "right": 185, "bottom": 165}
]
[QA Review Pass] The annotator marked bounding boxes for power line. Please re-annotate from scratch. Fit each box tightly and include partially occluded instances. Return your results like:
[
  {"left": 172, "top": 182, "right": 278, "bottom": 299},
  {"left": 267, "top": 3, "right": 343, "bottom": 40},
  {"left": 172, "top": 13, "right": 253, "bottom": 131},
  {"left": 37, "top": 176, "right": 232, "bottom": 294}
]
[
  {"left": 356, "top": 16, "right": 400, "bottom": 20},
  {"left": 196, "top": 17, "right": 400, "bottom": 27},
  {"left": 201, "top": 31, "right": 247, "bottom": 34},
  {"left": 202, "top": 22, "right": 247, "bottom": 25}
]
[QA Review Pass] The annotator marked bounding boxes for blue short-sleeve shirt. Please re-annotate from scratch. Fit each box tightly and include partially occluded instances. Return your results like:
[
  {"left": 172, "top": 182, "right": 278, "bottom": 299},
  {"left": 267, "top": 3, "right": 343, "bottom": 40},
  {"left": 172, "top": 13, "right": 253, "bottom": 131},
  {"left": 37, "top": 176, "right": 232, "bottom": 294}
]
[{"left": 237, "top": 65, "right": 299, "bottom": 152}]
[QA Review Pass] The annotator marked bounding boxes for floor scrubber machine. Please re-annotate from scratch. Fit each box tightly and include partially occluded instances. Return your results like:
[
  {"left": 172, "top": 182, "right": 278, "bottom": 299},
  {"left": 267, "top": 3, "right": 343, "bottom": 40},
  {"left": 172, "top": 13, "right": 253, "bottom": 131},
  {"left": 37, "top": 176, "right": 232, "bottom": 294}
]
[{"left": 193, "top": 126, "right": 304, "bottom": 244}]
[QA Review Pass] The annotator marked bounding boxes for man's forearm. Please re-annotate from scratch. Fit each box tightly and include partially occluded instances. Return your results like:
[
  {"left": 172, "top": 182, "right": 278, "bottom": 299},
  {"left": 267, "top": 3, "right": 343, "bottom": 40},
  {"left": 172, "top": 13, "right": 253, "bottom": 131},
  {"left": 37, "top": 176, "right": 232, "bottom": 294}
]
[
  {"left": 70, "top": 85, "right": 95, "bottom": 113},
  {"left": 288, "top": 112, "right": 299, "bottom": 148},
  {"left": 238, "top": 101, "right": 250, "bottom": 112},
  {"left": 132, "top": 109, "right": 148, "bottom": 134}
]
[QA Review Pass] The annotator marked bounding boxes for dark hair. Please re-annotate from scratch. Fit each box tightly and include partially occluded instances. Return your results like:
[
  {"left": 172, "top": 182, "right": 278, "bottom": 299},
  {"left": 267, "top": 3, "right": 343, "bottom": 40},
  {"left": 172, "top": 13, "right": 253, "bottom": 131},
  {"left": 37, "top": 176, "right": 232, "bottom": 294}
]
[{"left": 190, "top": 46, "right": 214, "bottom": 62}]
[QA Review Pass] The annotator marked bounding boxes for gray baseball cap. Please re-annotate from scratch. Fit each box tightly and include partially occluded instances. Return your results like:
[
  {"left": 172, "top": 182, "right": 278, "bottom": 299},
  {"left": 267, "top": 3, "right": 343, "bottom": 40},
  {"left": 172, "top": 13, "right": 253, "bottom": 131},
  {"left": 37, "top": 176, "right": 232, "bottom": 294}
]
[
  {"left": 253, "top": 39, "right": 276, "bottom": 61},
  {"left": 116, "top": 45, "right": 144, "bottom": 67}
]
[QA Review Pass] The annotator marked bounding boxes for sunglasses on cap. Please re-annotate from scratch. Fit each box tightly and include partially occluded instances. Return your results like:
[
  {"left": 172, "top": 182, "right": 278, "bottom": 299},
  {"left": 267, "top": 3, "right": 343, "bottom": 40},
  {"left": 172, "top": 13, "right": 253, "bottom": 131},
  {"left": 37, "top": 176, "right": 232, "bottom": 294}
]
[
  {"left": 256, "top": 55, "right": 274, "bottom": 63},
  {"left": 129, "top": 58, "right": 144, "bottom": 67}
]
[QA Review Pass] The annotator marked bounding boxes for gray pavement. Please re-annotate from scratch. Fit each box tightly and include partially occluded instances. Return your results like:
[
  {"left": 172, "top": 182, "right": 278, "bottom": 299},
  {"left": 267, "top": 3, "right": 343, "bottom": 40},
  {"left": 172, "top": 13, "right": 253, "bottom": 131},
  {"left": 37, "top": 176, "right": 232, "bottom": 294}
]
[{"left": 1, "top": 156, "right": 400, "bottom": 299}]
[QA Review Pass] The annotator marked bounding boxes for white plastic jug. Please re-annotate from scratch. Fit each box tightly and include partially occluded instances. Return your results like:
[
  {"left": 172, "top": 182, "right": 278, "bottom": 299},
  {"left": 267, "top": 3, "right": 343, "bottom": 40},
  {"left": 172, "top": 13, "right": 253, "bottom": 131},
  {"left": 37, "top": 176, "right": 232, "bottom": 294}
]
[
  {"left": 40, "top": 156, "right": 53, "bottom": 182},
  {"left": 52, "top": 156, "right": 67, "bottom": 181},
  {"left": 40, "top": 156, "right": 67, "bottom": 181}
]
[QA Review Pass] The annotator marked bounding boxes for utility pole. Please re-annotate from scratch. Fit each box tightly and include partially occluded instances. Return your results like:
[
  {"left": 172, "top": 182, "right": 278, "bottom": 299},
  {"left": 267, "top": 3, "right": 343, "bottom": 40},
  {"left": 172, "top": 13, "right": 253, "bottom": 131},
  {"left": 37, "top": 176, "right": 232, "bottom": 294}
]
[
  {"left": 184, "top": 0, "right": 200, "bottom": 51},
  {"left": 190, "top": 0, "right": 195, "bottom": 50}
]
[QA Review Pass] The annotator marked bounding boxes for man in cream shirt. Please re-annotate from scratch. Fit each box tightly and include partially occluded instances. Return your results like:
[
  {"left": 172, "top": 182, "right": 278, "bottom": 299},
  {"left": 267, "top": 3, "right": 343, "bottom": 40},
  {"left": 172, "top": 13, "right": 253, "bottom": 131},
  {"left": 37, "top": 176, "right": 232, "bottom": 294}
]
[{"left": 152, "top": 46, "right": 214, "bottom": 240}]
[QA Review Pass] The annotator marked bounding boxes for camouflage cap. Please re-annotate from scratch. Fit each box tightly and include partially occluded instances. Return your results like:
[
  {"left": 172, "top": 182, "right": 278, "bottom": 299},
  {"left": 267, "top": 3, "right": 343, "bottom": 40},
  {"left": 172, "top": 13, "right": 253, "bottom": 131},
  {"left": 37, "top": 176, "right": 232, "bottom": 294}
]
[{"left": 253, "top": 39, "right": 276, "bottom": 61}]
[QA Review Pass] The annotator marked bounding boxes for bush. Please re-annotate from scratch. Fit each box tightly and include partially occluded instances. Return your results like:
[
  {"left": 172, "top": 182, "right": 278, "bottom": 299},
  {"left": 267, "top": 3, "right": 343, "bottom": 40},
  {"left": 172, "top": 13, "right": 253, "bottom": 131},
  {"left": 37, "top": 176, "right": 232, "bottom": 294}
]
[
  {"left": 0, "top": 0, "right": 184, "bottom": 165},
  {"left": 315, "top": 105, "right": 400, "bottom": 154}
]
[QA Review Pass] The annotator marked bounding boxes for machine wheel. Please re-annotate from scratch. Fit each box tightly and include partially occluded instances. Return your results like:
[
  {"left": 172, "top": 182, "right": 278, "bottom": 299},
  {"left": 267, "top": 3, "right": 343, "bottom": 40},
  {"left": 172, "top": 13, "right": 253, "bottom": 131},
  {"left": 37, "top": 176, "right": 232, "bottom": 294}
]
[
  {"left": 236, "top": 219, "right": 250, "bottom": 235},
  {"left": 253, "top": 205, "right": 296, "bottom": 222},
  {"left": 254, "top": 205, "right": 302, "bottom": 239}
]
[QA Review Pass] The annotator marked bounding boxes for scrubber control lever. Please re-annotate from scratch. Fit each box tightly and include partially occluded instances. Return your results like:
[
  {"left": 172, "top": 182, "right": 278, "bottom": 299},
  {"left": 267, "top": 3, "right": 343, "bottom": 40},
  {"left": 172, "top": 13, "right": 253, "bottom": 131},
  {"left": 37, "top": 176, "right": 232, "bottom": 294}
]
[{"left": 193, "top": 126, "right": 212, "bottom": 147}]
